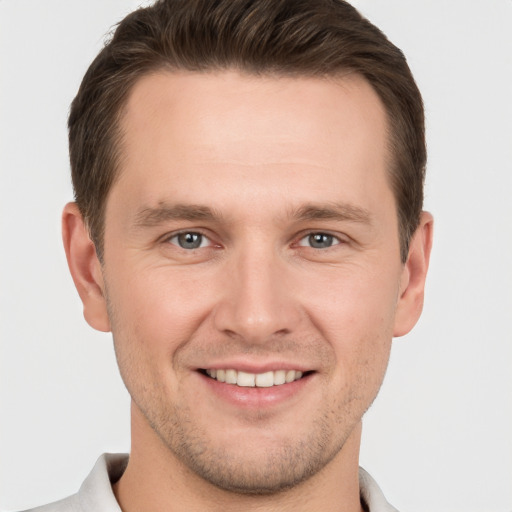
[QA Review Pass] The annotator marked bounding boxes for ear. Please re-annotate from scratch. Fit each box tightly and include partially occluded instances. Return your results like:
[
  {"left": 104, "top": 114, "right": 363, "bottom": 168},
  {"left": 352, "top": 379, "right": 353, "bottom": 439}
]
[
  {"left": 393, "top": 211, "right": 434, "bottom": 337},
  {"left": 62, "top": 202, "right": 111, "bottom": 332}
]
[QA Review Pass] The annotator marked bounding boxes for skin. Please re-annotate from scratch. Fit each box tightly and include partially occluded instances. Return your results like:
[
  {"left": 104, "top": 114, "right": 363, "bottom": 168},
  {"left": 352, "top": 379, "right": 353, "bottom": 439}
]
[{"left": 63, "top": 71, "right": 433, "bottom": 512}]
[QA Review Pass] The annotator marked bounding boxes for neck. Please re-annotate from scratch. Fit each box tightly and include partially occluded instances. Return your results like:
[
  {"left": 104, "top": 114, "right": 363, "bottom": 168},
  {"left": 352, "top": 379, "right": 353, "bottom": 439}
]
[{"left": 113, "top": 404, "right": 364, "bottom": 512}]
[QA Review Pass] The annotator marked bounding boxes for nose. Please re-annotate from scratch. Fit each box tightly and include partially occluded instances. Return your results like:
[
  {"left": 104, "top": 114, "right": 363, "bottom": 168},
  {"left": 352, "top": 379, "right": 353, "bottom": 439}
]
[{"left": 213, "top": 246, "right": 302, "bottom": 344}]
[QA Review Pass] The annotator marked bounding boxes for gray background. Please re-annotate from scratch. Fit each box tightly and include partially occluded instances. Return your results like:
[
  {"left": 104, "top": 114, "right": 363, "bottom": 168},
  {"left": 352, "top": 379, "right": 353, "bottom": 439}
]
[{"left": 1, "top": 1, "right": 511, "bottom": 510}]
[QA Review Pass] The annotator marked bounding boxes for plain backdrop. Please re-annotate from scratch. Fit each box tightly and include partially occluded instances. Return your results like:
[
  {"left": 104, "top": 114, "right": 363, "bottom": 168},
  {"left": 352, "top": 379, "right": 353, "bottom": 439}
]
[{"left": 1, "top": 1, "right": 511, "bottom": 511}]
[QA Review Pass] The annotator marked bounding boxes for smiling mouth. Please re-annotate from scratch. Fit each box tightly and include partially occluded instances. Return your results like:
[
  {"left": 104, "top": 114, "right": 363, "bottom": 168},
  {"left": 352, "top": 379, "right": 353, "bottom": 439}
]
[{"left": 201, "top": 369, "right": 309, "bottom": 388}]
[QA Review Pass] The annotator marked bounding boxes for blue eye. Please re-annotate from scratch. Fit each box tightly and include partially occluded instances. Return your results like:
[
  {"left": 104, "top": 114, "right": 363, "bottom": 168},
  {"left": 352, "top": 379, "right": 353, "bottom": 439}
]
[
  {"left": 169, "top": 232, "right": 209, "bottom": 249},
  {"left": 299, "top": 233, "right": 340, "bottom": 249}
]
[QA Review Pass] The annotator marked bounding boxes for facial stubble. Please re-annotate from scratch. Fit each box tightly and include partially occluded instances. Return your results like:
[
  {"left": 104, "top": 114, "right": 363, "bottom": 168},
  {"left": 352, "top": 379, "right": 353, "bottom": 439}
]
[{"left": 109, "top": 315, "right": 389, "bottom": 496}]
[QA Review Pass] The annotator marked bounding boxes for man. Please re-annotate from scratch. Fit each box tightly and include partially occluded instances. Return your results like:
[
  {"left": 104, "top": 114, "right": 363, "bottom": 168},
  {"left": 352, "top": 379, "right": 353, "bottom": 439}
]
[{"left": 26, "top": 0, "right": 433, "bottom": 510}]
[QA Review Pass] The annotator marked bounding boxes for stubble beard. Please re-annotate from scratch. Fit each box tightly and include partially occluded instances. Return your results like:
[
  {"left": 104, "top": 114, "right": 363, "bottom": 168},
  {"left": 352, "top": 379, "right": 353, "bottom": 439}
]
[
  {"left": 114, "top": 338, "right": 386, "bottom": 497},
  {"left": 107, "top": 294, "right": 389, "bottom": 496},
  {"left": 138, "top": 391, "right": 357, "bottom": 496},
  {"left": 113, "top": 339, "right": 385, "bottom": 496}
]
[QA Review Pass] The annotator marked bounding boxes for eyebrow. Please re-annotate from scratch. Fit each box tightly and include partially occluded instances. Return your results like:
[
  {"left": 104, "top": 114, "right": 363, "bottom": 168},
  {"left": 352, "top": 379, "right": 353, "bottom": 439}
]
[
  {"left": 133, "top": 203, "right": 221, "bottom": 228},
  {"left": 291, "top": 202, "right": 373, "bottom": 224},
  {"left": 133, "top": 200, "right": 372, "bottom": 229}
]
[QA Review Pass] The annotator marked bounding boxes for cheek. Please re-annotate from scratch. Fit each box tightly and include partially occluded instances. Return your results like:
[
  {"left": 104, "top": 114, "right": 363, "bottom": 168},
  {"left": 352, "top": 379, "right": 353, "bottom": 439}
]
[
  {"left": 301, "top": 264, "right": 398, "bottom": 383},
  {"left": 106, "top": 263, "right": 217, "bottom": 354},
  {"left": 304, "top": 261, "right": 399, "bottom": 331},
  {"left": 104, "top": 266, "right": 207, "bottom": 404}
]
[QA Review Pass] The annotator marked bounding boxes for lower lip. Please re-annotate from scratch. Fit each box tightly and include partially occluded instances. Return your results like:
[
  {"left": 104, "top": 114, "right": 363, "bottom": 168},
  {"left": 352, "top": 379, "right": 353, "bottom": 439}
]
[{"left": 198, "top": 371, "right": 313, "bottom": 408}]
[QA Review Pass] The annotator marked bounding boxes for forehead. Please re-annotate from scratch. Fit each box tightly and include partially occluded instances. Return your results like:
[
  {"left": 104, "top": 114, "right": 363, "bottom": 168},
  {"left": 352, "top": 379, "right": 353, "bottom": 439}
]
[
  {"left": 112, "top": 70, "right": 392, "bottom": 220},
  {"left": 120, "top": 70, "right": 388, "bottom": 162}
]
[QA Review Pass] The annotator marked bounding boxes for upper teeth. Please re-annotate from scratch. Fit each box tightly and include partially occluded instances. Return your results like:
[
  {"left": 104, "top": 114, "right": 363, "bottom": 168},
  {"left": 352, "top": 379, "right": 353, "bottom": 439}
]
[{"left": 205, "top": 369, "right": 304, "bottom": 387}]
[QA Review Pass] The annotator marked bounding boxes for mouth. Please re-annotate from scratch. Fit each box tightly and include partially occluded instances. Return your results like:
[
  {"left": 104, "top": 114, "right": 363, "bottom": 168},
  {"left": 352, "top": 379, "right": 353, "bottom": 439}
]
[{"left": 200, "top": 368, "right": 310, "bottom": 388}]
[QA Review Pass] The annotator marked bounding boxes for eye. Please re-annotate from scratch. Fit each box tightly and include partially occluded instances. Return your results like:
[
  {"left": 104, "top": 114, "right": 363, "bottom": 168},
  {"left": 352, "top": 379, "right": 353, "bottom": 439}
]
[
  {"left": 168, "top": 232, "right": 210, "bottom": 249},
  {"left": 298, "top": 232, "right": 341, "bottom": 249}
]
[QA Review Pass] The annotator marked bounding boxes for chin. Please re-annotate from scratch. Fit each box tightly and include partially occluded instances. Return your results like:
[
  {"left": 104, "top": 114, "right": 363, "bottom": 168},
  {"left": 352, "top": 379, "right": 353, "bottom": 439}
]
[
  {"left": 152, "top": 407, "right": 350, "bottom": 495},
  {"left": 175, "top": 442, "right": 332, "bottom": 495}
]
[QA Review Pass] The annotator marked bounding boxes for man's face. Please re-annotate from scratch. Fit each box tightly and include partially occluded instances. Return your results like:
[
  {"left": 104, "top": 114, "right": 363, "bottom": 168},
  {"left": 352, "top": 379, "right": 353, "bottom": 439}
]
[{"left": 100, "top": 71, "right": 408, "bottom": 492}]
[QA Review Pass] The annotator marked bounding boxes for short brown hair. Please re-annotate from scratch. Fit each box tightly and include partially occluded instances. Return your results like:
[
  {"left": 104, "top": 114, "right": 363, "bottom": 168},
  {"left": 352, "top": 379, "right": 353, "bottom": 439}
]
[{"left": 69, "top": 0, "right": 425, "bottom": 262}]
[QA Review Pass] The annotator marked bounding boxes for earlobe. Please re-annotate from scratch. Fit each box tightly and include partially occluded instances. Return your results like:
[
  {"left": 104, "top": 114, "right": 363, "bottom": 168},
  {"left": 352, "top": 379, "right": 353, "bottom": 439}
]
[
  {"left": 62, "top": 202, "right": 111, "bottom": 332},
  {"left": 393, "top": 211, "right": 434, "bottom": 337}
]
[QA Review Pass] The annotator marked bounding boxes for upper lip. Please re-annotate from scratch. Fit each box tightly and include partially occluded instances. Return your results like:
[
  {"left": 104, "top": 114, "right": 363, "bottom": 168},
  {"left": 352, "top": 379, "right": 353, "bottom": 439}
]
[{"left": 196, "top": 360, "right": 313, "bottom": 374}]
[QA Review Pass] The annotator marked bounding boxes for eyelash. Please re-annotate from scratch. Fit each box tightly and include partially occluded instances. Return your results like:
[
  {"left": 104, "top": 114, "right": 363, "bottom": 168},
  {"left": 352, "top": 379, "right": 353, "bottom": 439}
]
[{"left": 164, "top": 230, "right": 345, "bottom": 251}]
